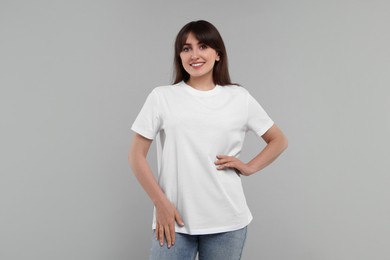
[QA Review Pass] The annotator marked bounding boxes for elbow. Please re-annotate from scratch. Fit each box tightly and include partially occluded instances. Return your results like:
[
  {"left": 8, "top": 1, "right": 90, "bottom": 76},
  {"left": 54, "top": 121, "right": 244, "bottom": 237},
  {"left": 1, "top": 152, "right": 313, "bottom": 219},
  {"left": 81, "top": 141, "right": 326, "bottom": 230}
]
[
  {"left": 283, "top": 135, "right": 288, "bottom": 149},
  {"left": 274, "top": 133, "right": 288, "bottom": 153},
  {"left": 128, "top": 150, "right": 138, "bottom": 174},
  {"left": 281, "top": 135, "right": 288, "bottom": 152},
  {"left": 128, "top": 150, "right": 147, "bottom": 176}
]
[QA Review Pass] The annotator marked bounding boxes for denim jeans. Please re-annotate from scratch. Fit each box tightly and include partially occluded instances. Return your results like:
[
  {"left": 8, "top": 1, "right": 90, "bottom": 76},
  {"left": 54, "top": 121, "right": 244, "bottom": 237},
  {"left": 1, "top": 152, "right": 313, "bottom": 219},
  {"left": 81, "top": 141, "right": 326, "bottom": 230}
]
[{"left": 149, "top": 226, "right": 248, "bottom": 260}]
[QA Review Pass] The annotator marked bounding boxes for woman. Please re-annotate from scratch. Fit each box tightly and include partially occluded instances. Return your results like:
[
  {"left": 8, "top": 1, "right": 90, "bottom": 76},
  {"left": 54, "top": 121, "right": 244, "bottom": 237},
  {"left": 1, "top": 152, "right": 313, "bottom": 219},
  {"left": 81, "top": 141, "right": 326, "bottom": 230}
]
[{"left": 129, "top": 20, "right": 288, "bottom": 260}]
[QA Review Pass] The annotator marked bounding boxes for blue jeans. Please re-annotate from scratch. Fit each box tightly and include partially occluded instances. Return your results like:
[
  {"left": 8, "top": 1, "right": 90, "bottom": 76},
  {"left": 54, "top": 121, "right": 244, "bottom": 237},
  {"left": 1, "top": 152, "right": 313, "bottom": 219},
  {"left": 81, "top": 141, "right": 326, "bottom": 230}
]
[{"left": 149, "top": 226, "right": 248, "bottom": 260}]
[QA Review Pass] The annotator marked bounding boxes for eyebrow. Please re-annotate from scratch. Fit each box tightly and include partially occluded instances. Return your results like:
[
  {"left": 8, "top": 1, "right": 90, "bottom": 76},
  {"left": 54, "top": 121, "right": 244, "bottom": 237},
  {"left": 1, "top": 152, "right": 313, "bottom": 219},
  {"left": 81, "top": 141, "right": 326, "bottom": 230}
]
[{"left": 183, "top": 42, "right": 205, "bottom": 46}]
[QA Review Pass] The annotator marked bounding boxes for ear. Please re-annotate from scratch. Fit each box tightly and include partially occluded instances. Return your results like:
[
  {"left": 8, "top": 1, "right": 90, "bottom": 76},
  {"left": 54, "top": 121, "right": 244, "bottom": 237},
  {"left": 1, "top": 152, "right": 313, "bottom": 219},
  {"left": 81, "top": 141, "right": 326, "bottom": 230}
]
[{"left": 216, "top": 55, "right": 220, "bottom": 61}]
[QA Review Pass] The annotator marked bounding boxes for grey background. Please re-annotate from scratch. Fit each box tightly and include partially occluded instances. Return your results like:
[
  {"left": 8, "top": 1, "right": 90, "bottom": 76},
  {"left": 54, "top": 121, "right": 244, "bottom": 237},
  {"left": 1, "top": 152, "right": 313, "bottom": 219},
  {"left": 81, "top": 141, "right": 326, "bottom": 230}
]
[{"left": 1, "top": 0, "right": 389, "bottom": 259}]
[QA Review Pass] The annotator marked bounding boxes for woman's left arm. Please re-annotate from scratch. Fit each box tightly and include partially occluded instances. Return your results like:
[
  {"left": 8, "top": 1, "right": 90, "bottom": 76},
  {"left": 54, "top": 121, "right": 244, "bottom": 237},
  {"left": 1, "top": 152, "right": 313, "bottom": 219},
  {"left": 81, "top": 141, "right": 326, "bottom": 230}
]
[{"left": 215, "top": 124, "right": 288, "bottom": 176}]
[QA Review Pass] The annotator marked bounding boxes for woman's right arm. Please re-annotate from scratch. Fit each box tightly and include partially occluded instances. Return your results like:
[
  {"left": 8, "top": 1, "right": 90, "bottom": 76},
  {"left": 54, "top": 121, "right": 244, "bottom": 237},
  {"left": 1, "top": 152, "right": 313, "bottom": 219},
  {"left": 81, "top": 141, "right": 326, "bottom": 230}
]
[{"left": 128, "top": 133, "right": 184, "bottom": 249}]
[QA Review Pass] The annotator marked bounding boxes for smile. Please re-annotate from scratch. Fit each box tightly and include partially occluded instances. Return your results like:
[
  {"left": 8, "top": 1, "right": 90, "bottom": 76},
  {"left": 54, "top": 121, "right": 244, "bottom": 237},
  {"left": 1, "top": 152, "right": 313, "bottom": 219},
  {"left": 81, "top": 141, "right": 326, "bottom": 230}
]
[{"left": 190, "top": 62, "right": 205, "bottom": 68}]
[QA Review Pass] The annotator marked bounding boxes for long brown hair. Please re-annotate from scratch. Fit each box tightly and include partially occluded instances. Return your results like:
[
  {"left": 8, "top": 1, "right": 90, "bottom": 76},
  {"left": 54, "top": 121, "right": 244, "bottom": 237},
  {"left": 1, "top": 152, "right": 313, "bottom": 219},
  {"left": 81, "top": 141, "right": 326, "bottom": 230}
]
[{"left": 173, "top": 20, "right": 238, "bottom": 86}]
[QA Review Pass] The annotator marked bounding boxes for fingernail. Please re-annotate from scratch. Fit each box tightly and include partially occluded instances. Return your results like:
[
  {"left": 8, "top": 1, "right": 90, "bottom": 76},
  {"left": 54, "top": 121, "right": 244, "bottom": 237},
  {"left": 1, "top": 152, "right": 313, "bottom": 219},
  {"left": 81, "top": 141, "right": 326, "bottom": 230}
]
[{"left": 168, "top": 245, "right": 171, "bottom": 249}]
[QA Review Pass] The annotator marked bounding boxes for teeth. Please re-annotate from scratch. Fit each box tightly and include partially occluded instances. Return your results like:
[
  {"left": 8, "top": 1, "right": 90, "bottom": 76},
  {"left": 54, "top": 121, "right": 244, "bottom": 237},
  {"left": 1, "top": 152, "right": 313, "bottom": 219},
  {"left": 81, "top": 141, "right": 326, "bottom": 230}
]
[{"left": 191, "top": 63, "right": 203, "bottom": 67}]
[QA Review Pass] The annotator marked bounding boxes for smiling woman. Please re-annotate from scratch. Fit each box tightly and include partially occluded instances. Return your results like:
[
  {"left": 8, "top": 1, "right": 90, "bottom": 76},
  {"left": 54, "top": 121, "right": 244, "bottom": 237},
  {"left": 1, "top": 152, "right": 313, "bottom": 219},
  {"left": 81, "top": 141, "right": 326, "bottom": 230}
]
[
  {"left": 129, "top": 20, "right": 288, "bottom": 260},
  {"left": 178, "top": 33, "right": 220, "bottom": 89},
  {"left": 173, "top": 20, "right": 234, "bottom": 90}
]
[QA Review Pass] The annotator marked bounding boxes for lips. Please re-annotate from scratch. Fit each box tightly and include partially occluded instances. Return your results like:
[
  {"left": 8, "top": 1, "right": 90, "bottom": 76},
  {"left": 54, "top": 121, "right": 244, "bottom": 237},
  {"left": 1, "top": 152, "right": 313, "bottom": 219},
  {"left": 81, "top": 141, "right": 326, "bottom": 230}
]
[{"left": 190, "top": 62, "right": 205, "bottom": 68}]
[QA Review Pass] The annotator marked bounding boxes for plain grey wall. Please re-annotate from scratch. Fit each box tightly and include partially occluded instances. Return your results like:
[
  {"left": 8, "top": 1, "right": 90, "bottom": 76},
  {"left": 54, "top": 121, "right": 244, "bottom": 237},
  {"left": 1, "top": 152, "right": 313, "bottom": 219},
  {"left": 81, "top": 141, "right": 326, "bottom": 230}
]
[{"left": 1, "top": 0, "right": 389, "bottom": 259}]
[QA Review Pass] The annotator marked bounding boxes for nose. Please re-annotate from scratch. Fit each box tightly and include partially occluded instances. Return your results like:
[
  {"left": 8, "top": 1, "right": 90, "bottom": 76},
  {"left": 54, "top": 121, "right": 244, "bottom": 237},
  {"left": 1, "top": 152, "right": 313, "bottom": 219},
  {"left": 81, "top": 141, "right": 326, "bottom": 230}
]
[{"left": 191, "top": 49, "right": 199, "bottom": 60}]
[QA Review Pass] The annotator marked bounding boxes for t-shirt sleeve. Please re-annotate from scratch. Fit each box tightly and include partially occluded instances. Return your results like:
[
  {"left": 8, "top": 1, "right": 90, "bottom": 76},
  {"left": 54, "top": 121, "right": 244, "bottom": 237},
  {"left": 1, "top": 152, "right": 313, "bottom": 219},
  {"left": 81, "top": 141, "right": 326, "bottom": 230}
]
[
  {"left": 131, "top": 89, "right": 161, "bottom": 140},
  {"left": 246, "top": 91, "right": 274, "bottom": 137}
]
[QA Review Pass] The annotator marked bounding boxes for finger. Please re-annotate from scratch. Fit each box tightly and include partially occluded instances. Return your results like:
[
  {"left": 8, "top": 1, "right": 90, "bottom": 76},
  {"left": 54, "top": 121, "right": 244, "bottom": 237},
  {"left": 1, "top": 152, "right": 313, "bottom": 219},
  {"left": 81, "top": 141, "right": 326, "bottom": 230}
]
[
  {"left": 215, "top": 157, "right": 229, "bottom": 166},
  {"left": 215, "top": 155, "right": 228, "bottom": 162},
  {"left": 159, "top": 225, "right": 164, "bottom": 246},
  {"left": 216, "top": 161, "right": 231, "bottom": 169},
  {"left": 217, "top": 155, "right": 236, "bottom": 160},
  {"left": 216, "top": 163, "right": 225, "bottom": 169},
  {"left": 225, "top": 162, "right": 235, "bottom": 168},
  {"left": 216, "top": 154, "right": 228, "bottom": 159},
  {"left": 214, "top": 158, "right": 225, "bottom": 165},
  {"left": 165, "top": 225, "right": 172, "bottom": 248},
  {"left": 175, "top": 209, "right": 185, "bottom": 226},
  {"left": 216, "top": 164, "right": 222, "bottom": 169},
  {"left": 170, "top": 224, "right": 176, "bottom": 246}
]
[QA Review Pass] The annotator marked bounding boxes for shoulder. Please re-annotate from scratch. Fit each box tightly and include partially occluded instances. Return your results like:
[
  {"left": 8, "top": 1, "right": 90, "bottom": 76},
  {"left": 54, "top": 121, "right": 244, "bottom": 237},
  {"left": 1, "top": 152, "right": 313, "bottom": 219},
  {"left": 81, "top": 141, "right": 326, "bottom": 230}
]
[
  {"left": 221, "top": 84, "right": 250, "bottom": 96},
  {"left": 151, "top": 83, "right": 180, "bottom": 95}
]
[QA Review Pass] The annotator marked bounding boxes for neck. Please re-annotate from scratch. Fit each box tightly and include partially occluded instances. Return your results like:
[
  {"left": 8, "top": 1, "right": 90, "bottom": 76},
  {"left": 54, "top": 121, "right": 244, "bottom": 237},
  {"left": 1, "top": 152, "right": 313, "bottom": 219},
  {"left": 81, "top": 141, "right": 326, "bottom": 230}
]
[{"left": 187, "top": 76, "right": 215, "bottom": 91}]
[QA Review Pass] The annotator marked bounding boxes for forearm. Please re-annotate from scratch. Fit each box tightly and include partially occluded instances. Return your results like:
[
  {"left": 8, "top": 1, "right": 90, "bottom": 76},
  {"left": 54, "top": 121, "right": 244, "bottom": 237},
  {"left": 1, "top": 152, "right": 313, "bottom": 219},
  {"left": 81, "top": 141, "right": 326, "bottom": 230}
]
[
  {"left": 247, "top": 135, "right": 288, "bottom": 175},
  {"left": 129, "top": 155, "right": 167, "bottom": 206},
  {"left": 129, "top": 153, "right": 184, "bottom": 245}
]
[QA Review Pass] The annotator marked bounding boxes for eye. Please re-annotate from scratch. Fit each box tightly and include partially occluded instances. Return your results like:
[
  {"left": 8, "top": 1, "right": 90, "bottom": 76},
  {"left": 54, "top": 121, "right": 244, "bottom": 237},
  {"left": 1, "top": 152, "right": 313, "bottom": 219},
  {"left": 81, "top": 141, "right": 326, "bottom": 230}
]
[
  {"left": 182, "top": 46, "right": 190, "bottom": 52},
  {"left": 199, "top": 44, "right": 208, "bottom": 50}
]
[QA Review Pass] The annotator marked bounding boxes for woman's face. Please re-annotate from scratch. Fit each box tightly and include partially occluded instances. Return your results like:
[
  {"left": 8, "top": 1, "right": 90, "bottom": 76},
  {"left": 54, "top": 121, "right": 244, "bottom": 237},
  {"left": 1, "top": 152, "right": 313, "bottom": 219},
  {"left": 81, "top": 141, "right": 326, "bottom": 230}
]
[{"left": 179, "top": 32, "right": 220, "bottom": 82}]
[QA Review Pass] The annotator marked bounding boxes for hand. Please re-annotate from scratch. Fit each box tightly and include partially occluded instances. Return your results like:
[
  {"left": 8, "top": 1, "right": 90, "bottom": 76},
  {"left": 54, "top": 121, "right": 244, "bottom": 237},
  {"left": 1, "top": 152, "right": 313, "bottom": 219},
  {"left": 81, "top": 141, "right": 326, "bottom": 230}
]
[
  {"left": 155, "top": 199, "right": 184, "bottom": 249},
  {"left": 214, "top": 155, "right": 257, "bottom": 176}
]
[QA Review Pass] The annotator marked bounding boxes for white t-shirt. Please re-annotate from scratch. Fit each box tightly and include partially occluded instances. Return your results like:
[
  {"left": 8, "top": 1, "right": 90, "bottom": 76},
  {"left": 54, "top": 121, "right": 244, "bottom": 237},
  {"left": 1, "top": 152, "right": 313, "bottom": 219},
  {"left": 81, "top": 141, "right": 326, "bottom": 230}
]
[{"left": 131, "top": 81, "right": 274, "bottom": 235}]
